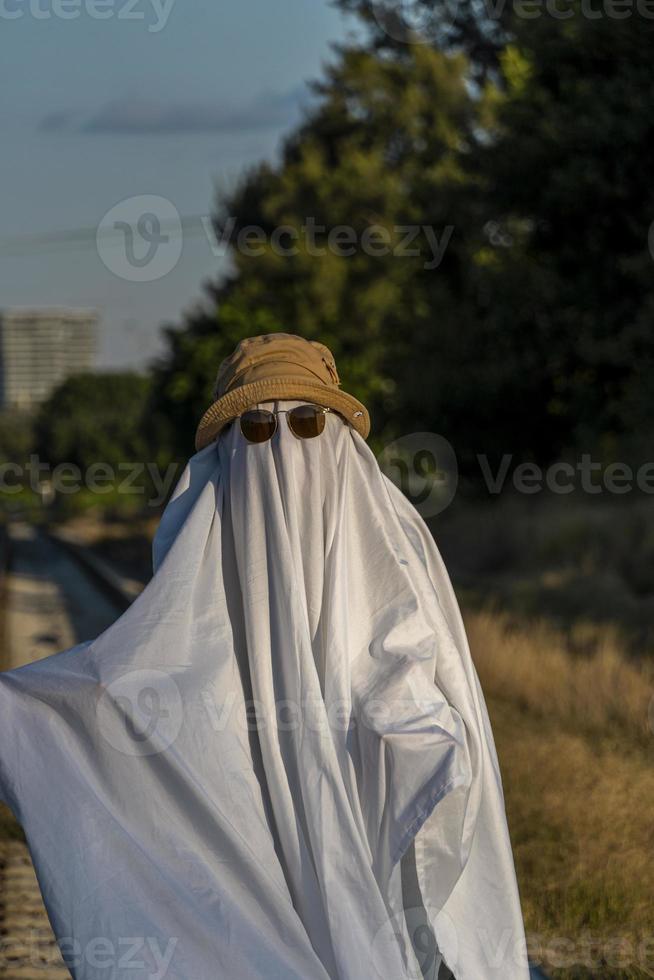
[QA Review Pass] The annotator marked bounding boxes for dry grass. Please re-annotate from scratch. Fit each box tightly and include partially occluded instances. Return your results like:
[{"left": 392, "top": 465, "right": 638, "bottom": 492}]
[
  {"left": 466, "top": 608, "right": 654, "bottom": 979},
  {"left": 432, "top": 494, "right": 654, "bottom": 655},
  {"left": 467, "top": 607, "right": 654, "bottom": 746}
]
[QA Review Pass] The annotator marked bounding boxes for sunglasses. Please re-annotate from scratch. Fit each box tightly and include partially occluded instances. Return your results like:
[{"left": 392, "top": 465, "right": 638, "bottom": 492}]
[{"left": 237, "top": 404, "right": 334, "bottom": 443}]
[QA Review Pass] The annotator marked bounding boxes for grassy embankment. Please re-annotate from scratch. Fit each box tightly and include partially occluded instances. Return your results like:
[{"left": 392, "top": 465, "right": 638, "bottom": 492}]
[
  {"left": 470, "top": 610, "right": 653, "bottom": 979},
  {"left": 434, "top": 493, "right": 654, "bottom": 979}
]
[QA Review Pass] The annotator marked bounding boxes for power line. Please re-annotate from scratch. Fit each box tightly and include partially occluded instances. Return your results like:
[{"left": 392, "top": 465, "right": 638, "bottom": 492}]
[{"left": 0, "top": 214, "right": 211, "bottom": 257}]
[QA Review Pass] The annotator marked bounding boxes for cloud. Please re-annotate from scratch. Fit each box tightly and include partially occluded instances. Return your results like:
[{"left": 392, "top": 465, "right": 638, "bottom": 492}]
[{"left": 39, "top": 88, "right": 309, "bottom": 136}]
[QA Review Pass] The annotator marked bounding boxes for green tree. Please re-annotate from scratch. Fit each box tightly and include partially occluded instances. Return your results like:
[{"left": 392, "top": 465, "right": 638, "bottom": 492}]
[
  {"left": 475, "top": 14, "right": 654, "bottom": 462},
  {"left": 0, "top": 410, "right": 36, "bottom": 468},
  {"left": 336, "top": 0, "right": 511, "bottom": 81},
  {"left": 148, "top": 43, "right": 483, "bottom": 460},
  {"left": 150, "top": 2, "right": 654, "bottom": 476},
  {"left": 35, "top": 372, "right": 152, "bottom": 476}
]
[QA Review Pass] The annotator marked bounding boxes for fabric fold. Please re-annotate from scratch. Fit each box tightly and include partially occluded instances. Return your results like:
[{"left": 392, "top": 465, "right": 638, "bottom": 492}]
[{"left": 0, "top": 400, "right": 529, "bottom": 980}]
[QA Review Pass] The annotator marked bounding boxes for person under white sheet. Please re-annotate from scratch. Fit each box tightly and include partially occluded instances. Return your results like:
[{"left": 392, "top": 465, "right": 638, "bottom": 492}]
[{"left": 0, "top": 334, "right": 530, "bottom": 980}]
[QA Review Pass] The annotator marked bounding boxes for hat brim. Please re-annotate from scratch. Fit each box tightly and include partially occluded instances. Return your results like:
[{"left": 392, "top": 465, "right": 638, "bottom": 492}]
[{"left": 195, "top": 378, "right": 370, "bottom": 451}]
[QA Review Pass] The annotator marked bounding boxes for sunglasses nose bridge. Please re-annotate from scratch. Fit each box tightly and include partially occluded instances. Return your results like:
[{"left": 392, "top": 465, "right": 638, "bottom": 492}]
[{"left": 239, "top": 404, "right": 328, "bottom": 443}]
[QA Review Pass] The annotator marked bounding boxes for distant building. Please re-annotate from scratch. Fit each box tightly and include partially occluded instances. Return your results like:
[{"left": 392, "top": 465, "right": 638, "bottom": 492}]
[{"left": 0, "top": 308, "right": 97, "bottom": 411}]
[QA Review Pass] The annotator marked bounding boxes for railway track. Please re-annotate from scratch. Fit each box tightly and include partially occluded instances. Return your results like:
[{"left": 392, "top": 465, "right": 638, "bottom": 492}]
[{"left": 0, "top": 522, "right": 133, "bottom": 980}]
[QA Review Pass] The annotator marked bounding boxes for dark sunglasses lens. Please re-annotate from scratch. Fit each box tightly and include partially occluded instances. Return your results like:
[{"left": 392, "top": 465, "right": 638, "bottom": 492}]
[
  {"left": 288, "top": 405, "right": 326, "bottom": 439},
  {"left": 240, "top": 410, "right": 276, "bottom": 443}
]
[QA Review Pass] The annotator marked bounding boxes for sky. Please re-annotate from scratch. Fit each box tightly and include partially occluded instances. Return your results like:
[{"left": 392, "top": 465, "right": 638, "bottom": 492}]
[{"left": 0, "top": 0, "right": 358, "bottom": 369}]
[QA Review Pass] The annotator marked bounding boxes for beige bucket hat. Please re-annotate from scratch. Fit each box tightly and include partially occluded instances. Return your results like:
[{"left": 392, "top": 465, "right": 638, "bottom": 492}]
[{"left": 195, "top": 333, "right": 371, "bottom": 451}]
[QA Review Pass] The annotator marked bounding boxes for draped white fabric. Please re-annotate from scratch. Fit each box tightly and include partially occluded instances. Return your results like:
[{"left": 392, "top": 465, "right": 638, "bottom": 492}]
[{"left": 0, "top": 401, "right": 529, "bottom": 980}]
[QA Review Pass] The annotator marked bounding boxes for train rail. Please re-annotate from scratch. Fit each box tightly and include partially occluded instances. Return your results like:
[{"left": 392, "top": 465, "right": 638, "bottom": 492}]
[{"left": 0, "top": 522, "right": 132, "bottom": 980}]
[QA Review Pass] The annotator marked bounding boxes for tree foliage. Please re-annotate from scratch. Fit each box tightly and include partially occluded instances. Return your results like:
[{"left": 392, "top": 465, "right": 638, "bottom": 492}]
[
  {"left": 35, "top": 372, "right": 152, "bottom": 475},
  {"left": 148, "top": 3, "right": 654, "bottom": 476}
]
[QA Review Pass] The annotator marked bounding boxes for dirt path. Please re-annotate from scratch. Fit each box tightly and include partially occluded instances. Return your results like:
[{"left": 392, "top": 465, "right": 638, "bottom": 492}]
[
  {"left": 0, "top": 523, "right": 125, "bottom": 980},
  {"left": 0, "top": 842, "right": 70, "bottom": 980}
]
